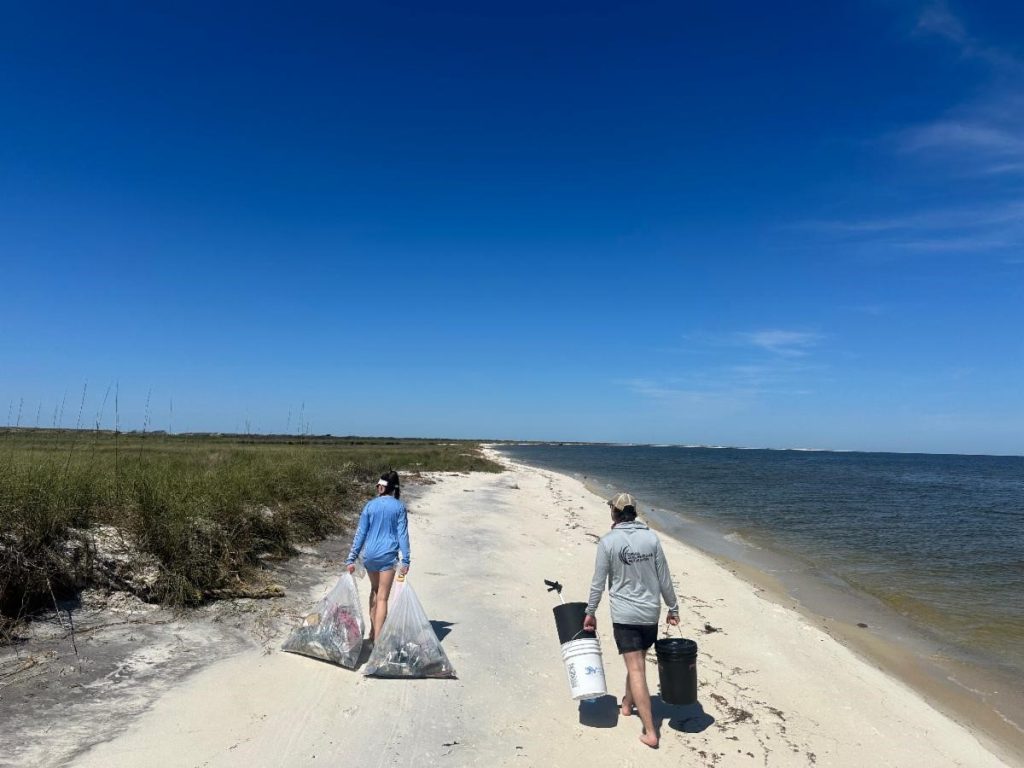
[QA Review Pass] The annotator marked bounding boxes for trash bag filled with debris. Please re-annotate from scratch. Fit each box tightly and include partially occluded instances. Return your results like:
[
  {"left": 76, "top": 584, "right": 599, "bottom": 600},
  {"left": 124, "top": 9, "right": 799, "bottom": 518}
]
[
  {"left": 282, "top": 572, "right": 364, "bottom": 668},
  {"left": 363, "top": 581, "right": 456, "bottom": 679}
]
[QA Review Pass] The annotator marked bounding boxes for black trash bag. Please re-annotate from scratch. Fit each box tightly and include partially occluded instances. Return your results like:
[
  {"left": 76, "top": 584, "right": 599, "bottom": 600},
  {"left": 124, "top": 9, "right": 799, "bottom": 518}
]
[
  {"left": 282, "top": 572, "right": 364, "bottom": 668},
  {"left": 363, "top": 581, "right": 456, "bottom": 679}
]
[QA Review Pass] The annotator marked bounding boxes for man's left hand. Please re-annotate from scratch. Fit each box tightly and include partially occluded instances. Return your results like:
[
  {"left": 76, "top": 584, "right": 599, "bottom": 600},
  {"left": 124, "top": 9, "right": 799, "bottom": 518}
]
[
  {"left": 583, "top": 613, "right": 597, "bottom": 632},
  {"left": 667, "top": 614, "right": 680, "bottom": 627}
]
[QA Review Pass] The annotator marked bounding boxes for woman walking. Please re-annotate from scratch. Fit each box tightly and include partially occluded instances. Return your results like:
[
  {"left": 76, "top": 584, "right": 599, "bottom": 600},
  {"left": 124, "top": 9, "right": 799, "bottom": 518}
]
[{"left": 345, "top": 471, "right": 411, "bottom": 643}]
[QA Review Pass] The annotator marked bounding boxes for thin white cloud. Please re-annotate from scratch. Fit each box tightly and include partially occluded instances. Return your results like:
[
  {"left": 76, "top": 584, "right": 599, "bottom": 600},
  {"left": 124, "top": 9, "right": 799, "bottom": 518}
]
[
  {"left": 682, "top": 329, "right": 826, "bottom": 357},
  {"left": 851, "top": 304, "right": 887, "bottom": 316},
  {"left": 800, "top": 201, "right": 1024, "bottom": 235},
  {"left": 626, "top": 378, "right": 757, "bottom": 406},
  {"left": 985, "top": 161, "right": 1024, "bottom": 175},
  {"left": 902, "top": 120, "right": 1024, "bottom": 156},
  {"left": 740, "top": 330, "right": 823, "bottom": 357},
  {"left": 914, "top": 1, "right": 1023, "bottom": 74},
  {"left": 797, "top": 199, "right": 1024, "bottom": 256},
  {"left": 624, "top": 372, "right": 819, "bottom": 419},
  {"left": 894, "top": 235, "right": 1012, "bottom": 252},
  {"left": 623, "top": 338, "right": 827, "bottom": 416},
  {"left": 903, "top": 3, "right": 1024, "bottom": 175},
  {"left": 915, "top": 2, "right": 967, "bottom": 45}
]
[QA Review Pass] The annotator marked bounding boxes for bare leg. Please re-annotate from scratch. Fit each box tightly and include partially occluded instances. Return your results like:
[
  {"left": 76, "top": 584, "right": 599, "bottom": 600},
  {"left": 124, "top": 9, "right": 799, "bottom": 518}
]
[
  {"left": 621, "top": 671, "right": 634, "bottom": 716},
  {"left": 623, "top": 650, "right": 658, "bottom": 748},
  {"left": 367, "top": 571, "right": 380, "bottom": 641},
  {"left": 370, "top": 569, "right": 396, "bottom": 643}
]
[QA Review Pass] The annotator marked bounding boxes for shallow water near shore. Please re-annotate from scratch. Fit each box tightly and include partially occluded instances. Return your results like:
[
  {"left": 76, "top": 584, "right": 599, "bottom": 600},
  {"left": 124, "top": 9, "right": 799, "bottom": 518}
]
[{"left": 497, "top": 443, "right": 1024, "bottom": 756}]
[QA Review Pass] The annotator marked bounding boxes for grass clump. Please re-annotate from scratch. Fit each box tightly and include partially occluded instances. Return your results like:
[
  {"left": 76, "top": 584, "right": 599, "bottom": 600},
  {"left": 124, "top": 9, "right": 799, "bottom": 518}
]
[{"left": 0, "top": 430, "right": 501, "bottom": 631}]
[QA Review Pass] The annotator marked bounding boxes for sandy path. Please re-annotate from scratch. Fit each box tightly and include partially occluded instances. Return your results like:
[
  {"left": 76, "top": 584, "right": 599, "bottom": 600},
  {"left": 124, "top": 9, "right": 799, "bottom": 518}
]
[{"left": 70, "top": 457, "right": 1015, "bottom": 768}]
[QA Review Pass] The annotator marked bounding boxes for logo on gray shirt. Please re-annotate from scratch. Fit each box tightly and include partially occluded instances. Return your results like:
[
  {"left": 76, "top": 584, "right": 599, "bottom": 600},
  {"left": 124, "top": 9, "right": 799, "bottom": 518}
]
[{"left": 618, "top": 545, "right": 655, "bottom": 566}]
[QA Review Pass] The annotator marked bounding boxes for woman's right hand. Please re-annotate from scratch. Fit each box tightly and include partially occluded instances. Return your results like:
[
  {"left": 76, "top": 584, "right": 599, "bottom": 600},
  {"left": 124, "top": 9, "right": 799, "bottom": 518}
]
[{"left": 346, "top": 563, "right": 355, "bottom": 574}]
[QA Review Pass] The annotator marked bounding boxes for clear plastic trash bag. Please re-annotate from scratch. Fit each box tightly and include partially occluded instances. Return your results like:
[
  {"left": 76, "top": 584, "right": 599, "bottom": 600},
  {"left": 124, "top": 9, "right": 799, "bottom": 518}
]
[
  {"left": 363, "top": 581, "right": 456, "bottom": 679},
  {"left": 352, "top": 557, "right": 367, "bottom": 580},
  {"left": 282, "top": 572, "right": 364, "bottom": 668}
]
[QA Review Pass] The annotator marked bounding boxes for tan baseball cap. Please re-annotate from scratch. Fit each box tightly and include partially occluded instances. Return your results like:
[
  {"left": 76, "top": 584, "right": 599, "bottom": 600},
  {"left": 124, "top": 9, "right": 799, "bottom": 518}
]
[{"left": 607, "top": 492, "right": 636, "bottom": 511}]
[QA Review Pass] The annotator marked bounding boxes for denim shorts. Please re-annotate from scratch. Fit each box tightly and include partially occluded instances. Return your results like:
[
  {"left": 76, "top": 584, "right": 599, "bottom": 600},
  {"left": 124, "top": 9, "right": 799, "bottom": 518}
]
[{"left": 362, "top": 553, "right": 398, "bottom": 572}]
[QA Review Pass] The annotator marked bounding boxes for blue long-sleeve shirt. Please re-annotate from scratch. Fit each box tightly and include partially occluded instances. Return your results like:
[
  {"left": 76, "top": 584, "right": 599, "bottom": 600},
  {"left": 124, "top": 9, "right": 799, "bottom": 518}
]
[{"left": 344, "top": 495, "right": 411, "bottom": 570}]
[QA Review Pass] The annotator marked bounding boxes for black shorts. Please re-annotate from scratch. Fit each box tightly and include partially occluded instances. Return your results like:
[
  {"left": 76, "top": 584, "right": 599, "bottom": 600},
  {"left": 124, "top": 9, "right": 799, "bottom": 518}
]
[{"left": 612, "top": 623, "right": 658, "bottom": 654}]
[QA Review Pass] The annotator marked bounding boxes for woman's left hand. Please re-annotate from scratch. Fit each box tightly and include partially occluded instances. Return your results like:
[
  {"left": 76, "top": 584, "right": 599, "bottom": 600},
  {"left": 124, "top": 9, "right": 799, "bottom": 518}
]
[{"left": 399, "top": 563, "right": 409, "bottom": 576}]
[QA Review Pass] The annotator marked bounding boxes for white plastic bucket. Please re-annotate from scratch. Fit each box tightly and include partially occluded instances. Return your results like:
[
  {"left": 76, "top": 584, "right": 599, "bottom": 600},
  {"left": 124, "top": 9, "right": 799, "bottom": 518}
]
[{"left": 561, "top": 638, "right": 607, "bottom": 700}]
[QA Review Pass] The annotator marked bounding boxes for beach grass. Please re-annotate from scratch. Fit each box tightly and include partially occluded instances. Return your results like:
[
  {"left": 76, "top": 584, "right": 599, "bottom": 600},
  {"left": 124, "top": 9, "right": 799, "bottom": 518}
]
[{"left": 0, "top": 429, "right": 500, "bottom": 636}]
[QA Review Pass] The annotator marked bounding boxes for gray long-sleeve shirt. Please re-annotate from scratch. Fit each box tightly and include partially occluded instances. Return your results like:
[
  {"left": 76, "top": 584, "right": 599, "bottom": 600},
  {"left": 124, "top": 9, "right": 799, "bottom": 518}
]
[{"left": 586, "top": 521, "right": 679, "bottom": 625}]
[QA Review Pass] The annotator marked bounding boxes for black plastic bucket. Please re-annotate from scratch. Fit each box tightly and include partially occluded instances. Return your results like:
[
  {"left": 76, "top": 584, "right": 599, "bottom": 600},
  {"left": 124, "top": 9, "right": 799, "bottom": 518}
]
[
  {"left": 552, "top": 602, "right": 596, "bottom": 644},
  {"left": 655, "top": 637, "right": 698, "bottom": 706}
]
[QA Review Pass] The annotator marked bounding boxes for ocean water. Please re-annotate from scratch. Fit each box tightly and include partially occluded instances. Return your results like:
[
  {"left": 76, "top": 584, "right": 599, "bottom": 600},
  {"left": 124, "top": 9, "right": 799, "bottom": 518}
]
[{"left": 498, "top": 444, "right": 1024, "bottom": 681}]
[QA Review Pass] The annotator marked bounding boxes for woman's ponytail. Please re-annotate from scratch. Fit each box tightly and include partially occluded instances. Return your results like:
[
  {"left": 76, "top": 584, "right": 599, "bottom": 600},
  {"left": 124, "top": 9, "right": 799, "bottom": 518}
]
[{"left": 379, "top": 470, "right": 401, "bottom": 499}]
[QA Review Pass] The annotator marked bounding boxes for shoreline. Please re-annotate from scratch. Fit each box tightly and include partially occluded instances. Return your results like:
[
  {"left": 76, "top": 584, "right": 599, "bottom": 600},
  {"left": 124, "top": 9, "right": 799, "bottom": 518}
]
[
  {"left": 28, "top": 457, "right": 1018, "bottom": 767},
  {"left": 645, "top": 497, "right": 1024, "bottom": 765},
  {"left": 492, "top": 447, "right": 1024, "bottom": 766}
]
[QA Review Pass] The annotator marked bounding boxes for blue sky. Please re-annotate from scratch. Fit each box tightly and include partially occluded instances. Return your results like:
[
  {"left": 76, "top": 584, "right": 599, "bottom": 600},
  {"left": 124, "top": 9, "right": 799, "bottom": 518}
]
[{"left": 1, "top": 1, "right": 1022, "bottom": 454}]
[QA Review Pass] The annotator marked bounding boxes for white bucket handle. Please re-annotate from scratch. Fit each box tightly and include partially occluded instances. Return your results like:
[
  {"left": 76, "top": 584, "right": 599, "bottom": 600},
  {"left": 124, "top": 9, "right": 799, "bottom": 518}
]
[{"left": 568, "top": 627, "right": 592, "bottom": 643}]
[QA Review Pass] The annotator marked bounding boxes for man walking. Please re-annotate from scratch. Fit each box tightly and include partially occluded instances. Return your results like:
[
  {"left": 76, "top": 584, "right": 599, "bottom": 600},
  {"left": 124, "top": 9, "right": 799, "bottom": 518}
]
[{"left": 584, "top": 492, "right": 680, "bottom": 748}]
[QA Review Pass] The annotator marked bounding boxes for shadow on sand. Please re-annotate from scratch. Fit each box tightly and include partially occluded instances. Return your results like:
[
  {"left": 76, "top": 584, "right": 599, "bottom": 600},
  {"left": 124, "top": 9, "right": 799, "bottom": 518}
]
[
  {"left": 578, "top": 694, "right": 619, "bottom": 728},
  {"left": 353, "top": 641, "right": 374, "bottom": 670},
  {"left": 577, "top": 694, "right": 716, "bottom": 734},
  {"left": 662, "top": 698, "right": 715, "bottom": 733}
]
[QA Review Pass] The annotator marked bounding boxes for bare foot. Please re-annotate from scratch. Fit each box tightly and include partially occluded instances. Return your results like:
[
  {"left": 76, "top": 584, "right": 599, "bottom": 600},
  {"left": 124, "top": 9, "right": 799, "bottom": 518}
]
[
  {"left": 639, "top": 730, "right": 659, "bottom": 749},
  {"left": 620, "top": 701, "right": 634, "bottom": 717}
]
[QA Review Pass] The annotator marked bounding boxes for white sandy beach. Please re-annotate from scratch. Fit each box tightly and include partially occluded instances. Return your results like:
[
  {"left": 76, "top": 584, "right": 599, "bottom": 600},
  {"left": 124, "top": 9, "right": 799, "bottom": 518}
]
[{"left": 67, "top": 453, "right": 1016, "bottom": 768}]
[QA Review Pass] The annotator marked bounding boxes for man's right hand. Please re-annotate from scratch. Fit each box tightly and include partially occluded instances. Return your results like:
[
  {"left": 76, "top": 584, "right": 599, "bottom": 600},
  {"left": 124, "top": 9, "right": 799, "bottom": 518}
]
[
  {"left": 666, "top": 614, "right": 680, "bottom": 627},
  {"left": 583, "top": 613, "right": 597, "bottom": 632}
]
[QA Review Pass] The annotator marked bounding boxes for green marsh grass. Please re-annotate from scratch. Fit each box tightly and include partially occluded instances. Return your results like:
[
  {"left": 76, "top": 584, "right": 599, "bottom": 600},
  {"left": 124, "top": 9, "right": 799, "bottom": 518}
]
[{"left": 0, "top": 429, "right": 500, "bottom": 635}]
